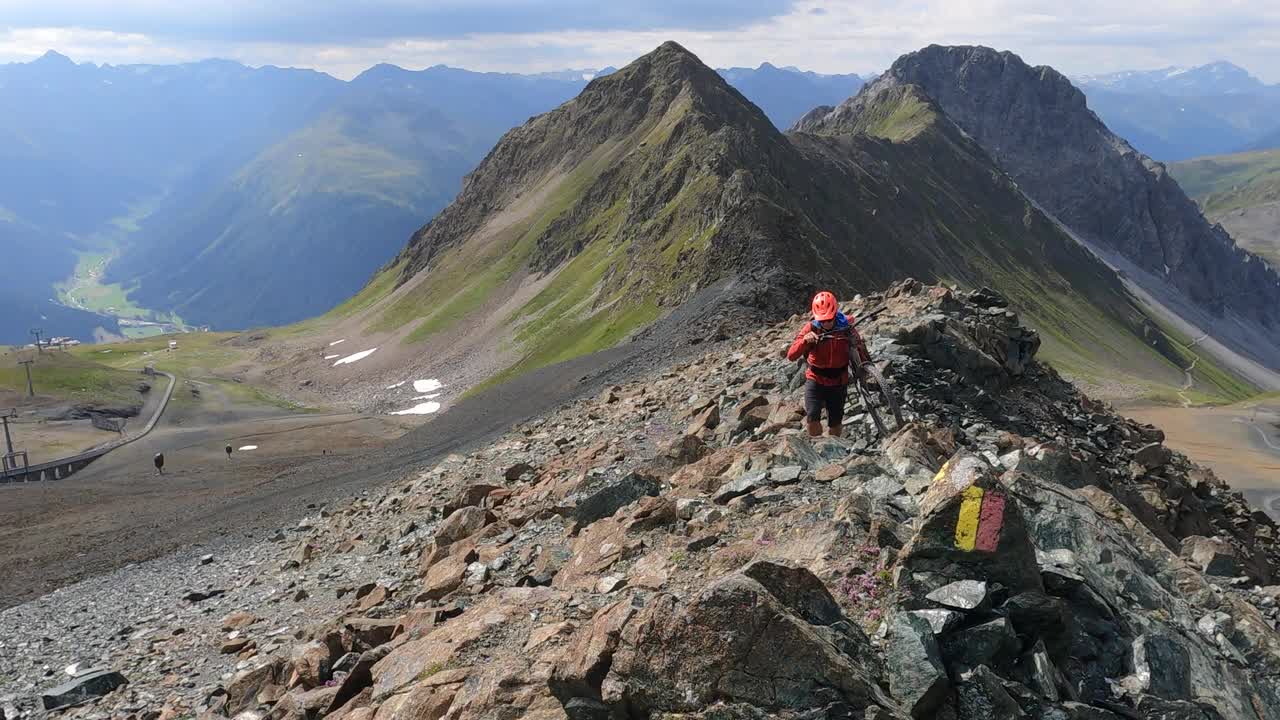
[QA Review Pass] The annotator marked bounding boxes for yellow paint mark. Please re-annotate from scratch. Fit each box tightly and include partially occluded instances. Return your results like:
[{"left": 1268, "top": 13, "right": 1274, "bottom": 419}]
[
  {"left": 932, "top": 459, "right": 951, "bottom": 484},
  {"left": 954, "top": 485, "right": 984, "bottom": 551}
]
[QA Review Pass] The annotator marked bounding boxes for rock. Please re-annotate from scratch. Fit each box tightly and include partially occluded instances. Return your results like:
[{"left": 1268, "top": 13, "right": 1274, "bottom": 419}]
[
  {"left": 291, "top": 640, "right": 333, "bottom": 689},
  {"left": 1179, "top": 536, "right": 1240, "bottom": 577},
  {"left": 421, "top": 552, "right": 471, "bottom": 600},
  {"left": 434, "top": 506, "right": 495, "bottom": 547},
  {"left": 676, "top": 498, "right": 709, "bottom": 520},
  {"left": 816, "top": 464, "right": 846, "bottom": 482},
  {"left": 1025, "top": 641, "right": 1060, "bottom": 702},
  {"left": 886, "top": 612, "right": 950, "bottom": 718},
  {"left": 596, "top": 575, "right": 626, "bottom": 593},
  {"left": 687, "top": 535, "right": 719, "bottom": 552},
  {"left": 505, "top": 462, "right": 536, "bottom": 481},
  {"left": 1133, "top": 442, "right": 1171, "bottom": 470},
  {"left": 770, "top": 465, "right": 803, "bottom": 485},
  {"left": 353, "top": 584, "right": 389, "bottom": 612},
  {"left": 897, "top": 452, "right": 1042, "bottom": 606},
  {"left": 939, "top": 618, "right": 1017, "bottom": 674},
  {"left": 685, "top": 404, "right": 720, "bottom": 437},
  {"left": 281, "top": 543, "right": 314, "bottom": 570},
  {"left": 1128, "top": 634, "right": 1191, "bottom": 701},
  {"left": 443, "top": 483, "right": 503, "bottom": 516},
  {"left": 601, "top": 561, "right": 890, "bottom": 714},
  {"left": 199, "top": 554, "right": 214, "bottom": 565},
  {"left": 564, "top": 696, "right": 611, "bottom": 720},
  {"left": 954, "top": 665, "right": 1024, "bottom": 719},
  {"left": 221, "top": 611, "right": 259, "bottom": 631},
  {"left": 908, "top": 609, "right": 961, "bottom": 635},
  {"left": 1001, "top": 592, "right": 1071, "bottom": 661},
  {"left": 925, "top": 580, "right": 990, "bottom": 612},
  {"left": 714, "top": 470, "right": 767, "bottom": 504},
  {"left": 40, "top": 669, "right": 129, "bottom": 711},
  {"left": 182, "top": 587, "right": 227, "bottom": 603},
  {"left": 221, "top": 637, "right": 253, "bottom": 654},
  {"left": 769, "top": 435, "right": 823, "bottom": 470},
  {"left": 549, "top": 599, "right": 636, "bottom": 704},
  {"left": 661, "top": 433, "right": 709, "bottom": 465},
  {"left": 567, "top": 471, "right": 660, "bottom": 526},
  {"left": 225, "top": 658, "right": 284, "bottom": 716}
]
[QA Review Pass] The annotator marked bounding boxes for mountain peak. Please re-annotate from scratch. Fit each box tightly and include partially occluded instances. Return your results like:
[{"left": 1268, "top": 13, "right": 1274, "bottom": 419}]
[{"left": 34, "top": 49, "right": 74, "bottom": 66}]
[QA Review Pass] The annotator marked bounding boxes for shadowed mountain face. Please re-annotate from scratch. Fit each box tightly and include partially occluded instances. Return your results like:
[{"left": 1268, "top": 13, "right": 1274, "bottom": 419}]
[
  {"left": 871, "top": 46, "right": 1280, "bottom": 348},
  {"left": 349, "top": 42, "right": 1202, "bottom": 395}
]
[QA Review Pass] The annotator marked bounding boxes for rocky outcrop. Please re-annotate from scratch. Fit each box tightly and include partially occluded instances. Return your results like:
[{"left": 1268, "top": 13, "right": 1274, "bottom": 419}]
[
  {"left": 6, "top": 281, "right": 1279, "bottom": 720},
  {"left": 857, "top": 45, "right": 1280, "bottom": 337}
]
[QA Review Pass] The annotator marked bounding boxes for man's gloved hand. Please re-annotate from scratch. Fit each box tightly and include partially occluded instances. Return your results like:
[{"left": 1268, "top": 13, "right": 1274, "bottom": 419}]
[{"left": 803, "top": 330, "right": 819, "bottom": 345}]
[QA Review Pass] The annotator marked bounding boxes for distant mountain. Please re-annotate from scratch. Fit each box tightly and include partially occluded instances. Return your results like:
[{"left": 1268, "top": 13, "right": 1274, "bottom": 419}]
[
  {"left": 0, "top": 51, "right": 866, "bottom": 338},
  {"left": 715, "top": 63, "right": 863, "bottom": 129},
  {"left": 1073, "top": 62, "right": 1280, "bottom": 161},
  {"left": 1246, "top": 127, "right": 1280, "bottom": 152},
  {"left": 1076, "top": 61, "right": 1270, "bottom": 95},
  {"left": 324, "top": 42, "right": 1205, "bottom": 399},
  {"left": 1171, "top": 149, "right": 1280, "bottom": 268},
  {"left": 887, "top": 45, "right": 1280, "bottom": 371},
  {"left": 108, "top": 64, "right": 591, "bottom": 328}
]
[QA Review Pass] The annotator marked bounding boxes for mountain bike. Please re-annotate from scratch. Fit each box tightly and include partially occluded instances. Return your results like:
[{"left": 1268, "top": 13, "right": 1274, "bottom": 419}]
[{"left": 812, "top": 306, "right": 904, "bottom": 437}]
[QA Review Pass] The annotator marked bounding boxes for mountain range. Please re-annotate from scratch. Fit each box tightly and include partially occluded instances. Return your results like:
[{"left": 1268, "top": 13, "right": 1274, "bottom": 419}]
[
  {"left": 1073, "top": 61, "right": 1280, "bottom": 161},
  {"left": 0, "top": 53, "right": 865, "bottom": 341},
  {"left": 285, "top": 41, "right": 1277, "bottom": 411},
  {"left": 1171, "top": 148, "right": 1280, "bottom": 268}
]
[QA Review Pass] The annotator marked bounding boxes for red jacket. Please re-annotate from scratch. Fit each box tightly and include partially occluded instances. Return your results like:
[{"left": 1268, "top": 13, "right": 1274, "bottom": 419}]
[{"left": 786, "top": 314, "right": 870, "bottom": 386}]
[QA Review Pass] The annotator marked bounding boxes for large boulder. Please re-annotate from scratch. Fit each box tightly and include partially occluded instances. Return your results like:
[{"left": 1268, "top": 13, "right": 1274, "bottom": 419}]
[
  {"left": 561, "top": 471, "right": 660, "bottom": 527},
  {"left": 599, "top": 561, "right": 894, "bottom": 716},
  {"left": 896, "top": 452, "right": 1043, "bottom": 605}
]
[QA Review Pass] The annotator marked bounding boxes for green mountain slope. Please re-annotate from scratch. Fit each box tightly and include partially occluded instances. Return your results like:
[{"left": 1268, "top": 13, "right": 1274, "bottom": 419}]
[
  {"left": 1171, "top": 149, "right": 1280, "bottom": 267},
  {"left": 338, "top": 43, "right": 1245, "bottom": 401}
]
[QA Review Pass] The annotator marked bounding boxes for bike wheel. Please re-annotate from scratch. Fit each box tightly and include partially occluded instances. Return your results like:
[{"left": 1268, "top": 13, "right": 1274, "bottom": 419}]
[{"left": 861, "top": 363, "right": 903, "bottom": 430}]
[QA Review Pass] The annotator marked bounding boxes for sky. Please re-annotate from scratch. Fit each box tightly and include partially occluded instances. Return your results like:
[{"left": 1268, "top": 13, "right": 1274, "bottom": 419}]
[{"left": 1, "top": 0, "right": 1277, "bottom": 82}]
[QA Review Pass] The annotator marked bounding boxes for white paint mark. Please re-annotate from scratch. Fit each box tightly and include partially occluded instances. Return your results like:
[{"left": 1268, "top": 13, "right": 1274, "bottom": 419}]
[
  {"left": 329, "top": 339, "right": 346, "bottom": 346},
  {"left": 390, "top": 401, "right": 441, "bottom": 415},
  {"left": 333, "top": 348, "right": 377, "bottom": 366},
  {"left": 413, "top": 379, "right": 443, "bottom": 393},
  {"left": 239, "top": 445, "right": 259, "bottom": 451},
  {"left": 324, "top": 354, "right": 340, "bottom": 360}
]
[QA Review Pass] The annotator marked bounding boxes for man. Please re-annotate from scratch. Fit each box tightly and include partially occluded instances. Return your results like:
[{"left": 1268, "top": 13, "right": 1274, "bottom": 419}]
[{"left": 785, "top": 291, "right": 871, "bottom": 437}]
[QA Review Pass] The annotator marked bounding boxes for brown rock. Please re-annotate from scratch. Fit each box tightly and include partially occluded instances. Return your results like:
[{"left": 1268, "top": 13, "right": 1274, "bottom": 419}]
[
  {"left": 816, "top": 464, "right": 846, "bottom": 482},
  {"left": 220, "top": 611, "right": 258, "bottom": 631},
  {"left": 225, "top": 658, "right": 285, "bottom": 716},
  {"left": 434, "top": 506, "right": 496, "bottom": 548},
  {"left": 600, "top": 561, "right": 890, "bottom": 714},
  {"left": 354, "top": 584, "right": 390, "bottom": 612},
  {"left": 291, "top": 640, "right": 333, "bottom": 689},
  {"left": 421, "top": 553, "right": 472, "bottom": 601},
  {"left": 549, "top": 599, "right": 637, "bottom": 703},
  {"left": 443, "top": 483, "right": 504, "bottom": 516},
  {"left": 524, "top": 621, "right": 577, "bottom": 652},
  {"left": 220, "top": 637, "right": 253, "bottom": 654}
]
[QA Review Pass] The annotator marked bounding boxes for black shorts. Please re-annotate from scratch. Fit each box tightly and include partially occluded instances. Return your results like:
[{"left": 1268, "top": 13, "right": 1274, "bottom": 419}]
[{"left": 804, "top": 379, "right": 848, "bottom": 425}]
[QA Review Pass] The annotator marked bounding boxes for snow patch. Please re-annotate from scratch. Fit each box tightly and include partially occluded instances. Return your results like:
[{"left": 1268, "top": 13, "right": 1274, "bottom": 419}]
[
  {"left": 333, "top": 348, "right": 377, "bottom": 366},
  {"left": 324, "top": 354, "right": 340, "bottom": 360},
  {"left": 329, "top": 339, "right": 346, "bottom": 346},
  {"left": 413, "top": 379, "right": 444, "bottom": 393},
  {"left": 386, "top": 381, "right": 406, "bottom": 390},
  {"left": 582, "top": 72, "right": 595, "bottom": 81},
  {"left": 239, "top": 445, "right": 258, "bottom": 451},
  {"left": 390, "top": 401, "right": 442, "bottom": 416}
]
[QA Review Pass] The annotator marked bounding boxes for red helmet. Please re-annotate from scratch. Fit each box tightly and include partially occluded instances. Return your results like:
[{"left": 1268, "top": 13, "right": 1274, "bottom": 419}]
[{"left": 811, "top": 291, "right": 838, "bottom": 321}]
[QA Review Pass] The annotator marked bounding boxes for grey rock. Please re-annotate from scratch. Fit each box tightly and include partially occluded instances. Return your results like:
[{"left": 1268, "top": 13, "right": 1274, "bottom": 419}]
[
  {"left": 940, "top": 618, "right": 1018, "bottom": 674},
  {"left": 1026, "top": 641, "right": 1060, "bottom": 702},
  {"left": 565, "top": 696, "right": 611, "bottom": 720},
  {"left": 955, "top": 665, "right": 1024, "bottom": 719},
  {"left": 1130, "top": 633, "right": 1191, "bottom": 701},
  {"left": 1179, "top": 536, "right": 1240, "bottom": 577},
  {"left": 714, "top": 471, "right": 768, "bottom": 505},
  {"left": 908, "top": 609, "right": 961, "bottom": 635},
  {"left": 40, "top": 669, "right": 129, "bottom": 711},
  {"left": 861, "top": 476, "right": 906, "bottom": 500},
  {"left": 570, "top": 472, "right": 660, "bottom": 525},
  {"left": 1133, "top": 442, "right": 1171, "bottom": 470},
  {"left": 885, "top": 612, "right": 950, "bottom": 718},
  {"left": 770, "top": 465, "right": 803, "bottom": 485},
  {"left": 926, "top": 580, "right": 990, "bottom": 612}
]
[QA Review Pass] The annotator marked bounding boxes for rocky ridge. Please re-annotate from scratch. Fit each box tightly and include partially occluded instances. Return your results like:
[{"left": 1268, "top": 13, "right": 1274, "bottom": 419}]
[{"left": 4, "top": 280, "right": 1280, "bottom": 719}]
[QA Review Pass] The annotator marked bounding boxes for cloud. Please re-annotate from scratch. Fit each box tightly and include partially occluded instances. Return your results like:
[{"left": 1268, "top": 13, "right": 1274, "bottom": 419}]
[
  {"left": 0, "top": 0, "right": 796, "bottom": 43},
  {"left": 0, "top": 0, "right": 1277, "bottom": 83}
]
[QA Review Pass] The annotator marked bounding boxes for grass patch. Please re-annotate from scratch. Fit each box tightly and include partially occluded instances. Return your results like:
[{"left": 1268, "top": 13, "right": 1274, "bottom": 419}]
[{"left": 0, "top": 350, "right": 143, "bottom": 405}]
